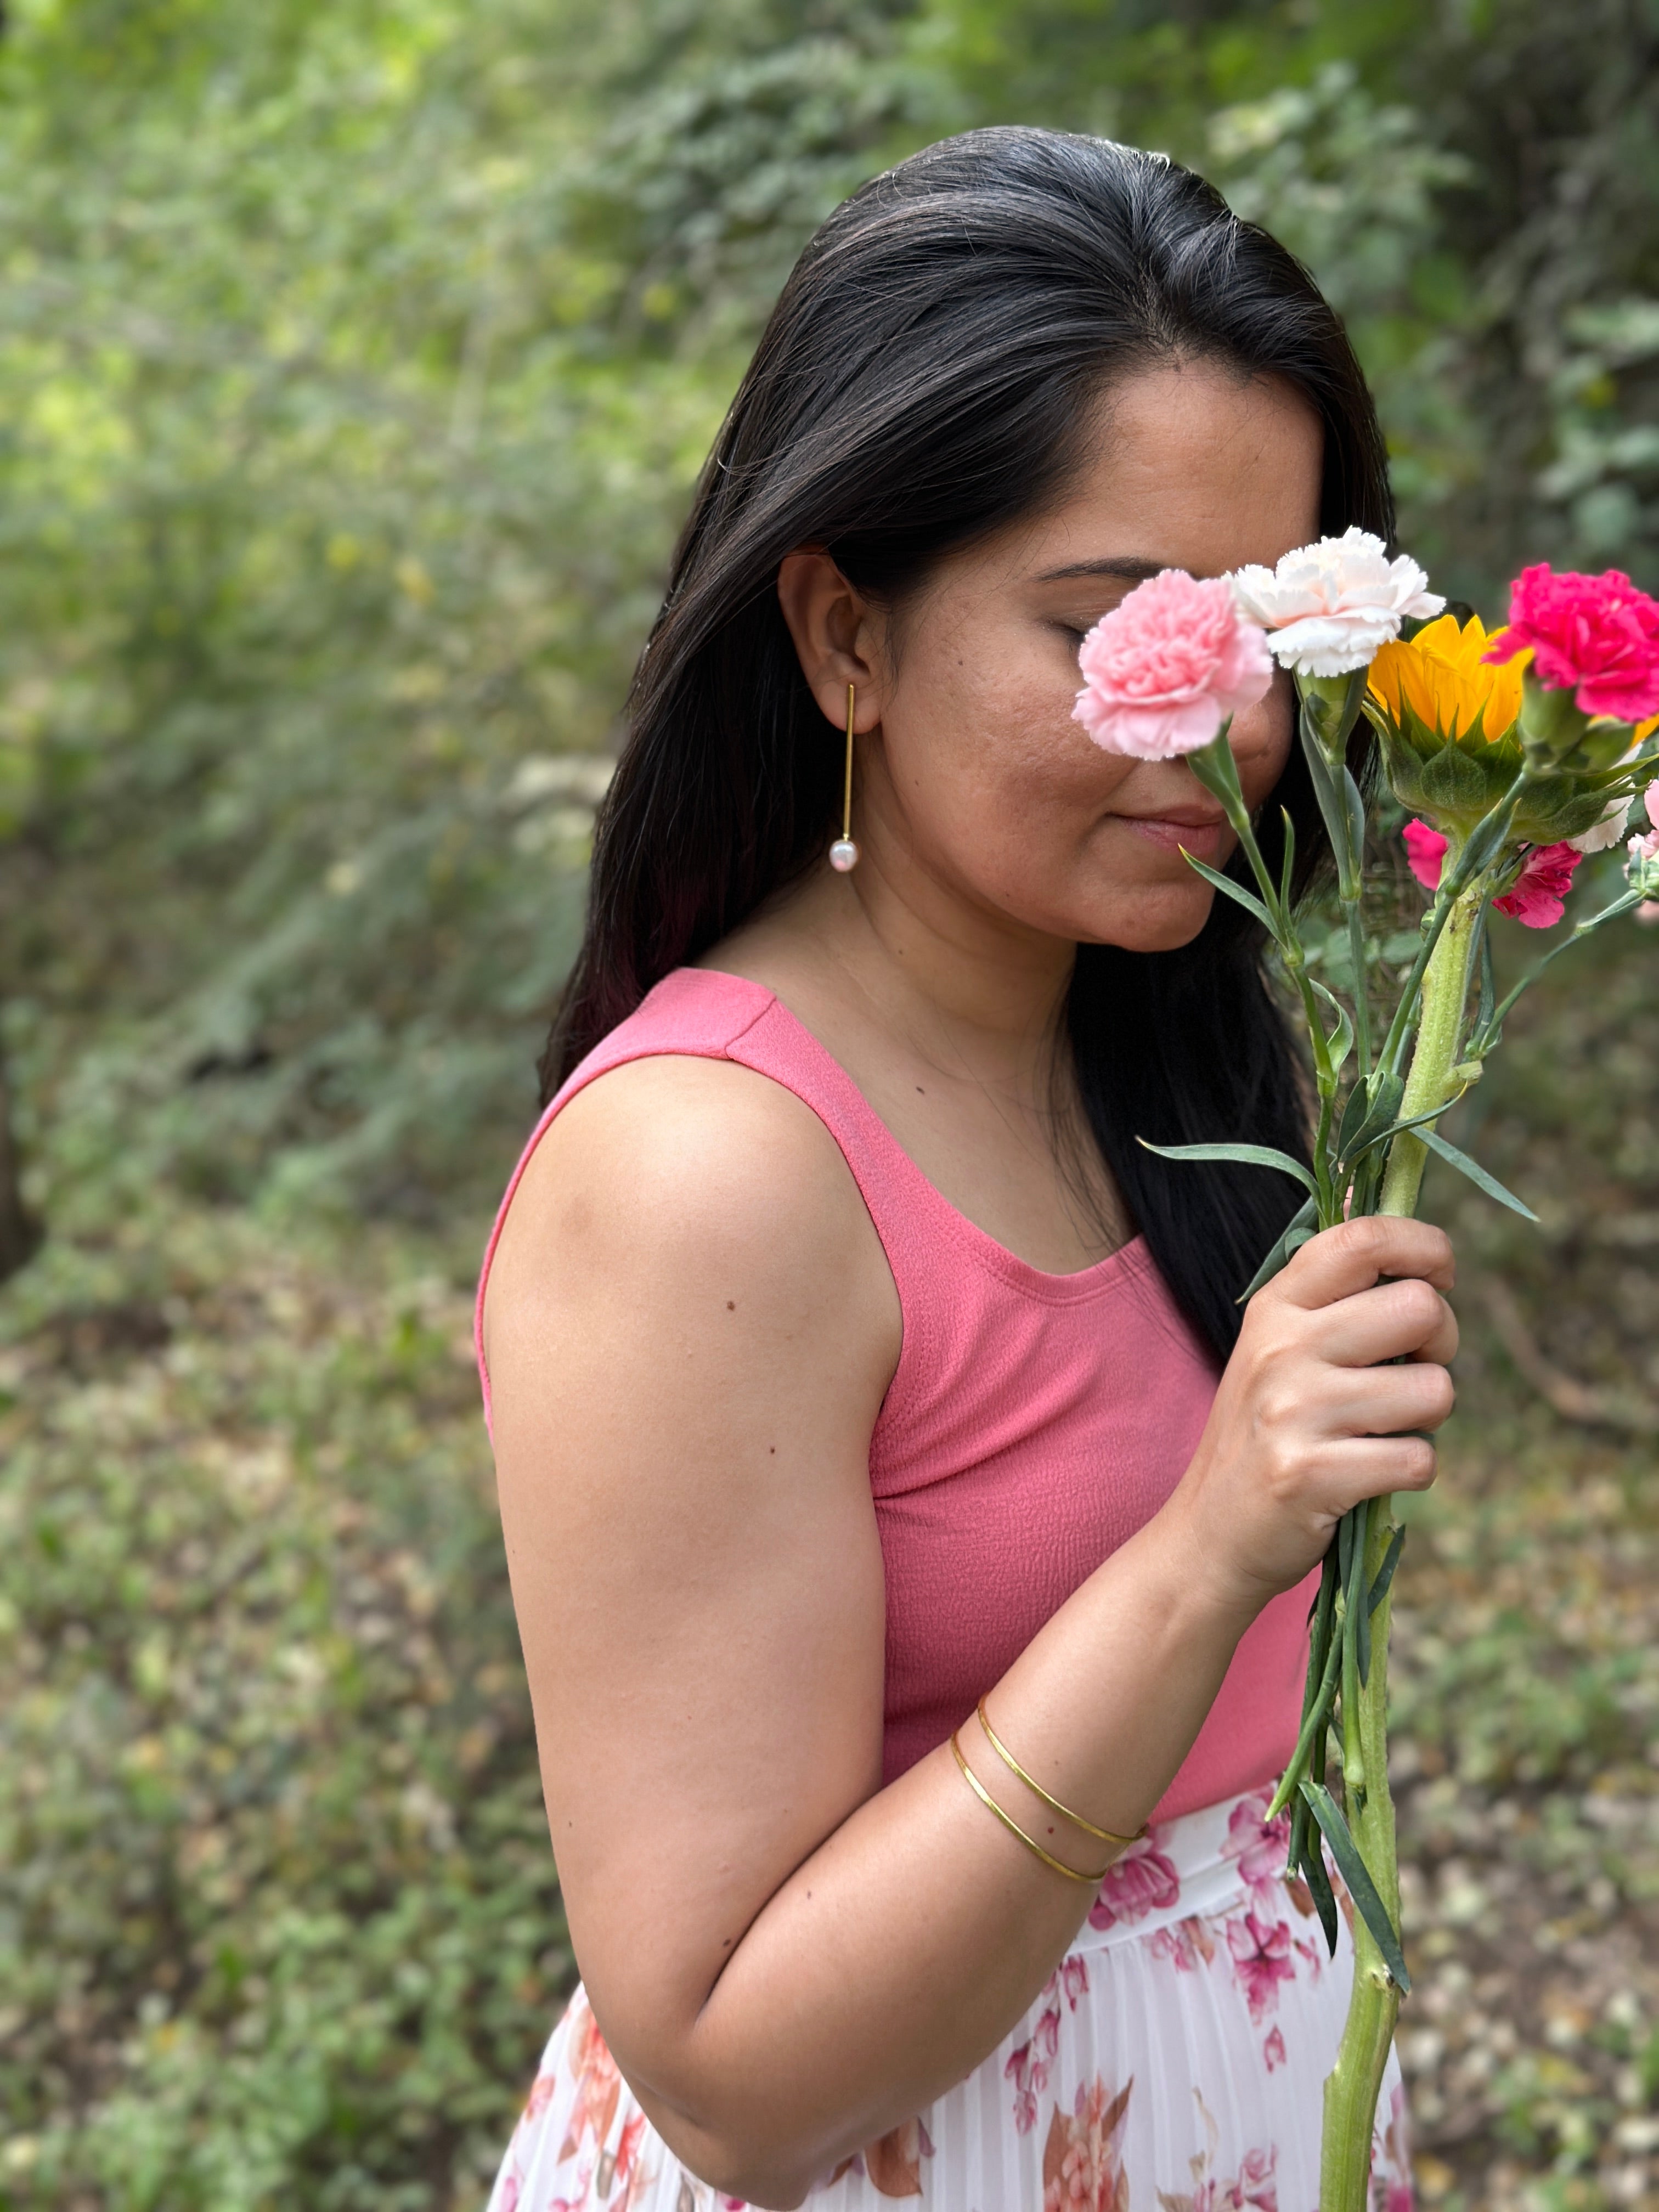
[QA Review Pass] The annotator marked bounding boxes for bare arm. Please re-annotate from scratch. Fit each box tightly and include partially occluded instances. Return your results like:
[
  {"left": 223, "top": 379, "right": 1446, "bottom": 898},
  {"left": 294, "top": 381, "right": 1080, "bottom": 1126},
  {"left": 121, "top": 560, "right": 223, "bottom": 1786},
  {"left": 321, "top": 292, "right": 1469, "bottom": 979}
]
[{"left": 484, "top": 1057, "right": 1457, "bottom": 2208}]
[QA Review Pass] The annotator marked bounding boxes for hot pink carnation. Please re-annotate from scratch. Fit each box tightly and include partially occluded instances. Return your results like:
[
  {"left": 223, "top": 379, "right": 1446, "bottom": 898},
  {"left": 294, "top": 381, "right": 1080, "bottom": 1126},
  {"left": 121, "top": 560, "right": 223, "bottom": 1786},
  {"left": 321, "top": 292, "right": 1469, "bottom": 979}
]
[
  {"left": 1402, "top": 817, "right": 1581, "bottom": 928},
  {"left": 1401, "top": 817, "right": 1448, "bottom": 894},
  {"left": 1073, "top": 568, "right": 1273, "bottom": 760},
  {"left": 1484, "top": 563, "right": 1659, "bottom": 723}
]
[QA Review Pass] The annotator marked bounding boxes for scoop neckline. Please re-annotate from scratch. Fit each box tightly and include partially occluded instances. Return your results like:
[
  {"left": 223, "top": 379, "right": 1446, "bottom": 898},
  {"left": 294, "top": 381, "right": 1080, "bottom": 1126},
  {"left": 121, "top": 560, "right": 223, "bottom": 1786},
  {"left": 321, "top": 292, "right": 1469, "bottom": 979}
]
[{"left": 693, "top": 966, "right": 1153, "bottom": 1307}]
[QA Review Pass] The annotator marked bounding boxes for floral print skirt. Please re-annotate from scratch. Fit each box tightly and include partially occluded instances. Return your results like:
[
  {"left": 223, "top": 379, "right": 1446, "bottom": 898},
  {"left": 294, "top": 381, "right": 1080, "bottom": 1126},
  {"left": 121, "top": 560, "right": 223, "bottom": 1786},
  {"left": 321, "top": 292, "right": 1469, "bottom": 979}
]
[{"left": 486, "top": 1787, "right": 1412, "bottom": 2212}]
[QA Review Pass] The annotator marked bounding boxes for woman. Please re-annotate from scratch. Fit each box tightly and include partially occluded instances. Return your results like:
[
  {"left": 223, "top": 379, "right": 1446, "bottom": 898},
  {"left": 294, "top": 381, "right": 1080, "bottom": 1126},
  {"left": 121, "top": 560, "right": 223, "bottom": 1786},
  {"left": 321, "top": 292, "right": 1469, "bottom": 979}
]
[{"left": 478, "top": 128, "right": 1453, "bottom": 2212}]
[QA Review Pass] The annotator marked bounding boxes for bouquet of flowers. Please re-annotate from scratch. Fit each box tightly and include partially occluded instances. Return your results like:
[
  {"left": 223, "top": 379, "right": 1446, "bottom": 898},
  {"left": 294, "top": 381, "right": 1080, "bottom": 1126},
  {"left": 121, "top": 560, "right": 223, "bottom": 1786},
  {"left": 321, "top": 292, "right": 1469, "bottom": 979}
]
[{"left": 1074, "top": 534, "right": 1659, "bottom": 2212}]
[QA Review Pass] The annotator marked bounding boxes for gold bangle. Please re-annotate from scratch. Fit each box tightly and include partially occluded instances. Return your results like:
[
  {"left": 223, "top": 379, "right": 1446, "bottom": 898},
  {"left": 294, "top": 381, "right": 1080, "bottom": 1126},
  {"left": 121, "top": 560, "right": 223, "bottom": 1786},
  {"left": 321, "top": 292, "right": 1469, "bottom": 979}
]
[
  {"left": 950, "top": 1730, "right": 1111, "bottom": 1886},
  {"left": 977, "top": 1700, "right": 1146, "bottom": 1850}
]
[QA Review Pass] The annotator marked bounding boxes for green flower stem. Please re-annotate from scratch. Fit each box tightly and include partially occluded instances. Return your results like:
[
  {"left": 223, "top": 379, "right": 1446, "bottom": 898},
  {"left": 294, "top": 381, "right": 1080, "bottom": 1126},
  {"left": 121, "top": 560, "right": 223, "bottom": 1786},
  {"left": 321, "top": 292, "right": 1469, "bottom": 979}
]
[
  {"left": 1321, "top": 883, "right": 1486, "bottom": 2210},
  {"left": 1378, "top": 883, "right": 1485, "bottom": 1217},
  {"left": 1320, "top": 1498, "right": 1404, "bottom": 2212},
  {"left": 1345, "top": 901, "right": 1372, "bottom": 1078},
  {"left": 1374, "top": 764, "right": 1531, "bottom": 1083}
]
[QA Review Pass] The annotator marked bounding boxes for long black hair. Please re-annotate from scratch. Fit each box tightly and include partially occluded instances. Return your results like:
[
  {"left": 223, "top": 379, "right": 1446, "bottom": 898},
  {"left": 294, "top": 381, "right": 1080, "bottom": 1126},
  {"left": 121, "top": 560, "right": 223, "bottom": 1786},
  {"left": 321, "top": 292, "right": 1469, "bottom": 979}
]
[{"left": 542, "top": 127, "right": 1391, "bottom": 1364}]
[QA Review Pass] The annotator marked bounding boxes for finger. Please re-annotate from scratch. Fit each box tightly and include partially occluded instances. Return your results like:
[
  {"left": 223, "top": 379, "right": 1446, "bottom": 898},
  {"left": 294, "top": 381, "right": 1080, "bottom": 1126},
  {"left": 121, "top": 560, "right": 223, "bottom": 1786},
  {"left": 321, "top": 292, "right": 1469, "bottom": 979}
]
[
  {"left": 1273, "top": 1216, "right": 1455, "bottom": 1311},
  {"left": 1324, "top": 1362, "right": 1456, "bottom": 1438},
  {"left": 1315, "top": 1280, "right": 1459, "bottom": 1369},
  {"left": 1408, "top": 1301, "right": 1460, "bottom": 1368},
  {"left": 1317, "top": 1434, "right": 1440, "bottom": 1516}
]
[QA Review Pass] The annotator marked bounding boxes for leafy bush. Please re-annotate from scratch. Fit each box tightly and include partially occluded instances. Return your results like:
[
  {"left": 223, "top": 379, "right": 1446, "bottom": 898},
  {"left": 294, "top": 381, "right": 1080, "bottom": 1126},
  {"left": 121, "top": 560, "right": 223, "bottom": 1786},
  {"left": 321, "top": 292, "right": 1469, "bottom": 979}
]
[{"left": 0, "top": 1205, "right": 565, "bottom": 2209}]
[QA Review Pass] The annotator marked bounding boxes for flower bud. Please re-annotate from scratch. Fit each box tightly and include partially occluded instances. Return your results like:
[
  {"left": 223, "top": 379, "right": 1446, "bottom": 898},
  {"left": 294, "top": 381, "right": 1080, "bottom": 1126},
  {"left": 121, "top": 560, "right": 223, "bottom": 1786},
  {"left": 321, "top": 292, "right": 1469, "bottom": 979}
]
[{"left": 1515, "top": 668, "right": 1590, "bottom": 764}]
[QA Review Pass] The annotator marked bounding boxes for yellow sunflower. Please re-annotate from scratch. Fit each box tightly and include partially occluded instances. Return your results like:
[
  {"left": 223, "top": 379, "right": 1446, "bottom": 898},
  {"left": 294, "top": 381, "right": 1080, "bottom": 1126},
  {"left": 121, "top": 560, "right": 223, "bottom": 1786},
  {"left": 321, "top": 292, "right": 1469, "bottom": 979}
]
[{"left": 1368, "top": 612, "right": 1526, "bottom": 744}]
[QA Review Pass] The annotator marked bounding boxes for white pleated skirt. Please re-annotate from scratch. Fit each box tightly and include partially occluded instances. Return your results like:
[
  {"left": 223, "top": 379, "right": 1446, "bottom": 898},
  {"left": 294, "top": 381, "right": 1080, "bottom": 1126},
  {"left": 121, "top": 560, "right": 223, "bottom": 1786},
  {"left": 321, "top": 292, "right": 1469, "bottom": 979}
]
[{"left": 486, "top": 1786, "right": 1412, "bottom": 2212}]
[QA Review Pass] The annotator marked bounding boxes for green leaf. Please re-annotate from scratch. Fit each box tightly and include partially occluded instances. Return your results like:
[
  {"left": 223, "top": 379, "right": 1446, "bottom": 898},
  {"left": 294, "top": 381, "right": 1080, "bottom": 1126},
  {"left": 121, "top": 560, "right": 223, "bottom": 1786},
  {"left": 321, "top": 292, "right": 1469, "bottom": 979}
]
[
  {"left": 1418, "top": 1126, "right": 1539, "bottom": 1220},
  {"left": 1296, "top": 1804, "right": 1341, "bottom": 1957},
  {"left": 1341, "top": 764, "right": 1369, "bottom": 870},
  {"left": 1237, "top": 1195, "right": 1319, "bottom": 1302},
  {"left": 1300, "top": 1780, "right": 1412, "bottom": 1992},
  {"left": 1268, "top": 1599, "right": 1342, "bottom": 1820},
  {"left": 1475, "top": 916, "right": 1496, "bottom": 1037},
  {"left": 1367, "top": 1525, "right": 1405, "bottom": 1617},
  {"left": 1351, "top": 1502, "right": 1373, "bottom": 1689},
  {"left": 1137, "top": 1139, "right": 1319, "bottom": 1198},
  {"left": 1352, "top": 1087, "right": 1475, "bottom": 1159},
  {"left": 1454, "top": 788, "right": 1526, "bottom": 881},
  {"left": 1336, "top": 1071, "right": 1406, "bottom": 1164},
  {"left": 1335, "top": 1078, "right": 1373, "bottom": 1159},
  {"left": 1181, "top": 852, "right": 1276, "bottom": 934},
  {"left": 1300, "top": 723, "right": 1355, "bottom": 878},
  {"left": 1321, "top": 996, "right": 1355, "bottom": 1077}
]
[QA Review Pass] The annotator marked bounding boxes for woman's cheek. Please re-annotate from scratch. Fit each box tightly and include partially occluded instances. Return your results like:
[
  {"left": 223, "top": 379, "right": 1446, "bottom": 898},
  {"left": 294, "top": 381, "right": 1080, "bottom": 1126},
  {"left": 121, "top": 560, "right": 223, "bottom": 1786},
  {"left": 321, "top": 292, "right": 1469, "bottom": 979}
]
[{"left": 1231, "top": 675, "right": 1295, "bottom": 805}]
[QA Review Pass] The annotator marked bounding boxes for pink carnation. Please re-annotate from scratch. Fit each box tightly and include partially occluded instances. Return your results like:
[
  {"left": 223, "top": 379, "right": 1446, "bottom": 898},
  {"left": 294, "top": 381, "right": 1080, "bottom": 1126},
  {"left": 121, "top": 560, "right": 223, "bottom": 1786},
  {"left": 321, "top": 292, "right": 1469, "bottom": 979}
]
[
  {"left": 1401, "top": 817, "right": 1448, "bottom": 893},
  {"left": 1630, "top": 784, "right": 1659, "bottom": 921},
  {"left": 1484, "top": 563, "right": 1659, "bottom": 723},
  {"left": 1632, "top": 778, "right": 1659, "bottom": 864},
  {"left": 1073, "top": 568, "right": 1273, "bottom": 760},
  {"left": 1402, "top": 817, "right": 1581, "bottom": 928},
  {"left": 1498, "top": 840, "right": 1583, "bottom": 927}
]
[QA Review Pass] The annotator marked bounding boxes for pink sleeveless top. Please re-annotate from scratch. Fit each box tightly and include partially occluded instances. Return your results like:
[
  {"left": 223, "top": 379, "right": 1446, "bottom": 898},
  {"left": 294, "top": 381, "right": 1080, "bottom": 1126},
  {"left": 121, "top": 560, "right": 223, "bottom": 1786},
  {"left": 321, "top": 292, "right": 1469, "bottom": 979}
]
[{"left": 476, "top": 967, "right": 1313, "bottom": 1823}]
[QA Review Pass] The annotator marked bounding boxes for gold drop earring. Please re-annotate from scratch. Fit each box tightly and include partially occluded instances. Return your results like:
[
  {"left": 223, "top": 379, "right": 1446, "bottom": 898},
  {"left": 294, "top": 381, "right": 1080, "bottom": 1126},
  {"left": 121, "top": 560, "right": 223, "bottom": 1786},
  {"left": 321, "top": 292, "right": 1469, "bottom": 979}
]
[{"left": 829, "top": 682, "right": 859, "bottom": 872}]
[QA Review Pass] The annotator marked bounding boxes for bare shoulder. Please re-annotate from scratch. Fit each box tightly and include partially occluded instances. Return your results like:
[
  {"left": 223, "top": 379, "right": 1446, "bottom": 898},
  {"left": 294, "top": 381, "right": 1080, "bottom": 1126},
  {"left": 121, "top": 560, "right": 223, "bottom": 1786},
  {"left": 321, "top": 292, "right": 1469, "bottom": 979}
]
[{"left": 483, "top": 1052, "right": 899, "bottom": 1378}]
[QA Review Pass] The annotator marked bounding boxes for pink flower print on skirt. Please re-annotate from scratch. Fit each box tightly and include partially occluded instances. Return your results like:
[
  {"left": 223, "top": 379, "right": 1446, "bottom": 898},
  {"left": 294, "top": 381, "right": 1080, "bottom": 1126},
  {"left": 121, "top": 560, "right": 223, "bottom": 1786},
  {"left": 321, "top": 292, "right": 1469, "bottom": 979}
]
[{"left": 1087, "top": 1831, "right": 1182, "bottom": 1929}]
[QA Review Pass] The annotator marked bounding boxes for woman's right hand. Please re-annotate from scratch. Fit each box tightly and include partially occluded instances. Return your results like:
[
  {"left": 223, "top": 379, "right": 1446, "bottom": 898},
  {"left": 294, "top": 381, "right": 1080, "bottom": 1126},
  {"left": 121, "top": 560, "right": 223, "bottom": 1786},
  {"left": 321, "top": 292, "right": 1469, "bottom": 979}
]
[{"left": 1167, "top": 1214, "right": 1458, "bottom": 1618}]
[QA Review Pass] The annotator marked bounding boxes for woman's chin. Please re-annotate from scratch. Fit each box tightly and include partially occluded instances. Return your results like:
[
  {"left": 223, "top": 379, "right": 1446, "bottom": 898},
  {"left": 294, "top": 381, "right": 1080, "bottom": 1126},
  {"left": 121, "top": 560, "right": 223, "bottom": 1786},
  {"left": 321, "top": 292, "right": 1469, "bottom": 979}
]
[{"left": 1069, "top": 887, "right": 1218, "bottom": 955}]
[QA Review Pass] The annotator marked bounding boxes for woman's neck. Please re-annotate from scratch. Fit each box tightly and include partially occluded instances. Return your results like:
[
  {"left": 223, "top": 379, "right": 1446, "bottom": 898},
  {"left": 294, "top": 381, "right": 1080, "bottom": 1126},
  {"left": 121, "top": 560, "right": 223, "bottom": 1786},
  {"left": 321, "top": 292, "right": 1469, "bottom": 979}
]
[{"left": 719, "top": 839, "right": 1077, "bottom": 1109}]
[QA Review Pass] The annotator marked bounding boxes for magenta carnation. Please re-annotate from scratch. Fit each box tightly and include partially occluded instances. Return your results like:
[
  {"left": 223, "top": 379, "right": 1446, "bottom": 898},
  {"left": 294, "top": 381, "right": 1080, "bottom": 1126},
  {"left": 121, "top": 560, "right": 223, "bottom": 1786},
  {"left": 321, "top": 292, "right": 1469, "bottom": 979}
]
[
  {"left": 1073, "top": 568, "right": 1273, "bottom": 760},
  {"left": 1483, "top": 563, "right": 1659, "bottom": 723},
  {"left": 1402, "top": 819, "right": 1581, "bottom": 927}
]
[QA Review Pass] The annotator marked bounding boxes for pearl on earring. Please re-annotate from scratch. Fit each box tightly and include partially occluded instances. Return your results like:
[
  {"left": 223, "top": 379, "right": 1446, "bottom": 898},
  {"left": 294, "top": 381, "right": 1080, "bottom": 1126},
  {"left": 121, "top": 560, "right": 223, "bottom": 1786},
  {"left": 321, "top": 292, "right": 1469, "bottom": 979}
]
[{"left": 829, "top": 837, "right": 859, "bottom": 872}]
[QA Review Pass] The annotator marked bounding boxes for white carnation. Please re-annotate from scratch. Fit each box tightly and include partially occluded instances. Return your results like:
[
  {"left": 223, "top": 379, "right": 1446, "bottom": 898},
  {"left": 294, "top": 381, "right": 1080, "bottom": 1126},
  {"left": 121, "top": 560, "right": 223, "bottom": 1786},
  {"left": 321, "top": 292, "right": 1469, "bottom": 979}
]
[
  {"left": 1230, "top": 527, "right": 1445, "bottom": 678},
  {"left": 1566, "top": 794, "right": 1635, "bottom": 854}
]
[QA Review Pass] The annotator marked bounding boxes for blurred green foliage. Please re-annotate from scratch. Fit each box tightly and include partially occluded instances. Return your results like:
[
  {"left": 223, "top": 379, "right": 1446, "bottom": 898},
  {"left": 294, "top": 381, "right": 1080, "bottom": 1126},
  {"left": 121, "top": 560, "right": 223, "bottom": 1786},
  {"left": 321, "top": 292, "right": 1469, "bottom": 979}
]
[
  {"left": 2, "top": 0, "right": 1656, "bottom": 1233},
  {"left": 2, "top": 0, "right": 1658, "bottom": 2205},
  {"left": 0, "top": 1205, "right": 565, "bottom": 2208}
]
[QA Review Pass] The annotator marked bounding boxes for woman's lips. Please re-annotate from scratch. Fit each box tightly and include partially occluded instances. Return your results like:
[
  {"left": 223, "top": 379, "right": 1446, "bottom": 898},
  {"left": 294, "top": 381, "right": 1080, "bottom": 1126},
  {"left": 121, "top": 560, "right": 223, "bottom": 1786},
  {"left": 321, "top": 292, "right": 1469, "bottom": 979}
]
[{"left": 1123, "top": 813, "right": 1227, "bottom": 859}]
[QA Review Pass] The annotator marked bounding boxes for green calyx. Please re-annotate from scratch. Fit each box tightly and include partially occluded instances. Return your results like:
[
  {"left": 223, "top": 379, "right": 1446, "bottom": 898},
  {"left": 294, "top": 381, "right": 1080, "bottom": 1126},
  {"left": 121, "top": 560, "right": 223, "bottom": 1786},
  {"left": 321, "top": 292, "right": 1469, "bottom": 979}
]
[
  {"left": 1369, "top": 697, "right": 1634, "bottom": 847},
  {"left": 1515, "top": 668, "right": 1643, "bottom": 773}
]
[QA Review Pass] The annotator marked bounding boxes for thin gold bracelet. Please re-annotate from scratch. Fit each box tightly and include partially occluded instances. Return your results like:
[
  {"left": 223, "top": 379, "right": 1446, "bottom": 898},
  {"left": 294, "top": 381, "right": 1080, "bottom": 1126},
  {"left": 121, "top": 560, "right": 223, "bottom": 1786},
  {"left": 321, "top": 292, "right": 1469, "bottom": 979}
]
[
  {"left": 977, "top": 1699, "right": 1146, "bottom": 1850},
  {"left": 950, "top": 1730, "right": 1111, "bottom": 1886}
]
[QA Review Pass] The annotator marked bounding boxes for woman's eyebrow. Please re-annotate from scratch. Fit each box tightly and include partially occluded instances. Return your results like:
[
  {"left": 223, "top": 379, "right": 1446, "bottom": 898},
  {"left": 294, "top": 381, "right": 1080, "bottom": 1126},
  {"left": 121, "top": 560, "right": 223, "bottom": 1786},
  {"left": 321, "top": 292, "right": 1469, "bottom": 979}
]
[{"left": 1035, "top": 555, "right": 1168, "bottom": 584}]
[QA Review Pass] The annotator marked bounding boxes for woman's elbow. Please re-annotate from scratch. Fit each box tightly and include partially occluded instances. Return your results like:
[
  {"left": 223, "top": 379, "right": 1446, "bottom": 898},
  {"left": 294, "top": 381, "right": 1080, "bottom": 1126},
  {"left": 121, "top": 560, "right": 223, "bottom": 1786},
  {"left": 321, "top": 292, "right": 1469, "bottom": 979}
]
[{"left": 645, "top": 2115, "right": 817, "bottom": 2211}]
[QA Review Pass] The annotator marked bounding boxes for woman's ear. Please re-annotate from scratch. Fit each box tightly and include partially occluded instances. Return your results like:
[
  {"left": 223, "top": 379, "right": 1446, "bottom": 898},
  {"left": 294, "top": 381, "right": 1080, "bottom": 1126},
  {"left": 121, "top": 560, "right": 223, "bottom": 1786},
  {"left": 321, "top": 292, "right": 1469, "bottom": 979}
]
[{"left": 776, "top": 550, "right": 887, "bottom": 733}]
